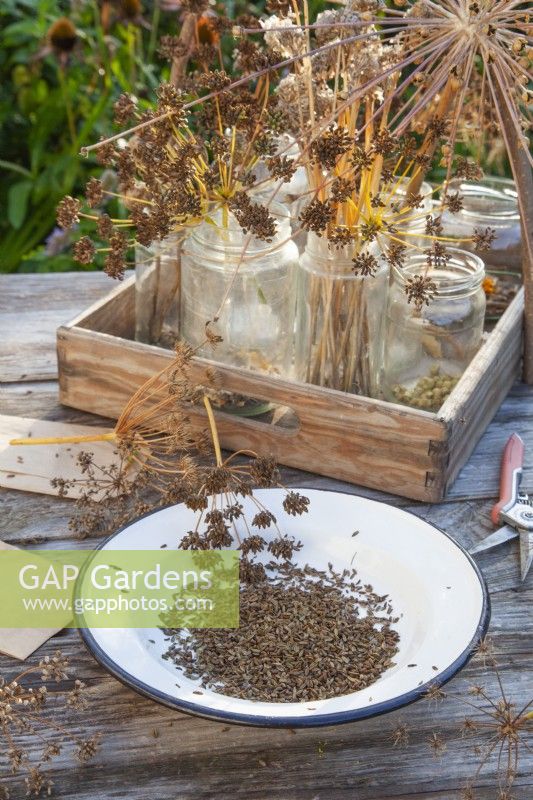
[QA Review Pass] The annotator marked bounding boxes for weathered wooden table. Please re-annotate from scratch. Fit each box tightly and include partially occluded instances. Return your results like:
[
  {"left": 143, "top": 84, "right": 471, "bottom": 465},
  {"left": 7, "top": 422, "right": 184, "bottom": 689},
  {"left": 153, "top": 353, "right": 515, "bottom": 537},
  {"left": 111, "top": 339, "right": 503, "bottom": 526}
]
[{"left": 1, "top": 273, "right": 532, "bottom": 800}]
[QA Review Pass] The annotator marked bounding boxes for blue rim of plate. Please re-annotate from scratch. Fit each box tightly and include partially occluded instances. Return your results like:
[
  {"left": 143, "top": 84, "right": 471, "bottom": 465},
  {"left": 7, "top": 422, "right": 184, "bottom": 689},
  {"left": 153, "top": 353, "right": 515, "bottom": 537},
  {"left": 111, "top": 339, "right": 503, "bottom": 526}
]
[{"left": 78, "top": 491, "right": 491, "bottom": 728}]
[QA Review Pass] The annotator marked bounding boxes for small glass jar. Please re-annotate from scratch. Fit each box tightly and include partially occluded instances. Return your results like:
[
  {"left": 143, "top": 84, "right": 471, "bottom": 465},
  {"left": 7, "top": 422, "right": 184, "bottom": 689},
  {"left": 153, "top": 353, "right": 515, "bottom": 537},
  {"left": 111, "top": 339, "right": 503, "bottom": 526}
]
[
  {"left": 382, "top": 249, "right": 486, "bottom": 411},
  {"left": 180, "top": 203, "right": 298, "bottom": 376},
  {"left": 135, "top": 233, "right": 181, "bottom": 345},
  {"left": 295, "top": 233, "right": 388, "bottom": 396},
  {"left": 440, "top": 177, "right": 521, "bottom": 271}
]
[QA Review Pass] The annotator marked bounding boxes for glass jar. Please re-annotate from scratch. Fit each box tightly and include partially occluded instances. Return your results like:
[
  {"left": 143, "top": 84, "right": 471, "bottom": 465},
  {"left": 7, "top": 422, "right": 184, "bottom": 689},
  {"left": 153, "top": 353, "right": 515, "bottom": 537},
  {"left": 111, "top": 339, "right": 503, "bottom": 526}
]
[
  {"left": 440, "top": 177, "right": 521, "bottom": 271},
  {"left": 135, "top": 233, "right": 181, "bottom": 345},
  {"left": 295, "top": 233, "right": 388, "bottom": 396},
  {"left": 180, "top": 203, "right": 298, "bottom": 376},
  {"left": 382, "top": 249, "right": 486, "bottom": 411}
]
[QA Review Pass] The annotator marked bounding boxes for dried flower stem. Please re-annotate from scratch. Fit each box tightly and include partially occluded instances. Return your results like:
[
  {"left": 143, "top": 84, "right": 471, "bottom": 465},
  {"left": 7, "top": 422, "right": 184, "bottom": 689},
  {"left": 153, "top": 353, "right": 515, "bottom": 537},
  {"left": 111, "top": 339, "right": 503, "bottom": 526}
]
[
  {"left": 491, "top": 76, "right": 533, "bottom": 383},
  {"left": 170, "top": 11, "right": 197, "bottom": 87},
  {"left": 10, "top": 432, "right": 116, "bottom": 446},
  {"left": 203, "top": 395, "right": 223, "bottom": 468}
]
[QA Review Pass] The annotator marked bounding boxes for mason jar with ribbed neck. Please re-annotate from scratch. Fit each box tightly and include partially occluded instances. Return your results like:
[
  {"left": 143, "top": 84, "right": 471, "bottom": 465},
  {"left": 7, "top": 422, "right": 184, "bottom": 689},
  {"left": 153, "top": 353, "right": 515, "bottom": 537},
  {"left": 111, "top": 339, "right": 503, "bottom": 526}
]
[
  {"left": 441, "top": 177, "right": 521, "bottom": 271},
  {"left": 295, "top": 233, "right": 388, "bottom": 396},
  {"left": 180, "top": 202, "right": 298, "bottom": 376},
  {"left": 381, "top": 249, "right": 486, "bottom": 411}
]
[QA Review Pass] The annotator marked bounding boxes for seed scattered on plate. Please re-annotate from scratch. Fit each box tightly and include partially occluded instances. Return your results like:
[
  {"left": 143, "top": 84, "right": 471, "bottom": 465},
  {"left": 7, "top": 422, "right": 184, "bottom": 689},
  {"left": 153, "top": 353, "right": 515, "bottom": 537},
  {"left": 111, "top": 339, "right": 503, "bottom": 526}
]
[{"left": 163, "top": 561, "right": 399, "bottom": 703}]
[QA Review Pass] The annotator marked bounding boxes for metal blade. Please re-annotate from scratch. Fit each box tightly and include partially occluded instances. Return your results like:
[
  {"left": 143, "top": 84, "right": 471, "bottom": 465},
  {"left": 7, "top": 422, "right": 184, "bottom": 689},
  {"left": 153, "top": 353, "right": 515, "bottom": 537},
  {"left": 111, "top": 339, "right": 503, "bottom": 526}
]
[
  {"left": 469, "top": 525, "right": 518, "bottom": 555},
  {"left": 519, "top": 530, "right": 533, "bottom": 581}
]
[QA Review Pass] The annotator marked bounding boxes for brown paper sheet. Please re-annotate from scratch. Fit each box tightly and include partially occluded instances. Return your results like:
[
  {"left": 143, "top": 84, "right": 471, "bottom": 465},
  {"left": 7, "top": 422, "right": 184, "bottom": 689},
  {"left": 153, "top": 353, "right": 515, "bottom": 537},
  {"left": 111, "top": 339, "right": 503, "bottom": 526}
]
[
  {"left": 0, "top": 541, "right": 66, "bottom": 660},
  {"left": 0, "top": 414, "right": 122, "bottom": 499}
]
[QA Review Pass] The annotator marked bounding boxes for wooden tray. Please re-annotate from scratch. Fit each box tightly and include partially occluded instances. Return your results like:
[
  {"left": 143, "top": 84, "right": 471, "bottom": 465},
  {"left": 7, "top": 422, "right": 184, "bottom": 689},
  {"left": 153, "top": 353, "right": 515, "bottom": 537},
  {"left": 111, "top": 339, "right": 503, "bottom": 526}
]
[{"left": 57, "top": 276, "right": 524, "bottom": 502}]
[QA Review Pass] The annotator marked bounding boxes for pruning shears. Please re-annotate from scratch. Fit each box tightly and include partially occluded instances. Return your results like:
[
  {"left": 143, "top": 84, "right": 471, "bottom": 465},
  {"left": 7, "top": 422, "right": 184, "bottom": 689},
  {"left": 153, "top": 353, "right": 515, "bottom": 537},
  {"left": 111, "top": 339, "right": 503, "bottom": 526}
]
[{"left": 470, "top": 433, "right": 533, "bottom": 581}]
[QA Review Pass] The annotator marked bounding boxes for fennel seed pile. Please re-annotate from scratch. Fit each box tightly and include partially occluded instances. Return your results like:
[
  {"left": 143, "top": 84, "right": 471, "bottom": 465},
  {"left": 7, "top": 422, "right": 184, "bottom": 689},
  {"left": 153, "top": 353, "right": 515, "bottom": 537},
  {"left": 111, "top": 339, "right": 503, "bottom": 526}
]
[{"left": 163, "top": 562, "right": 400, "bottom": 703}]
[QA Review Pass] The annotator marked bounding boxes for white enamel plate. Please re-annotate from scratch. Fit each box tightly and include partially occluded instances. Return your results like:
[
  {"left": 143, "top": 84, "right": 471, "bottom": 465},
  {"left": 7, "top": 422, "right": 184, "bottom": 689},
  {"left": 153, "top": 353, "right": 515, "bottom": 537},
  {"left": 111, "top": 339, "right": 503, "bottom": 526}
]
[{"left": 79, "top": 489, "right": 489, "bottom": 727}]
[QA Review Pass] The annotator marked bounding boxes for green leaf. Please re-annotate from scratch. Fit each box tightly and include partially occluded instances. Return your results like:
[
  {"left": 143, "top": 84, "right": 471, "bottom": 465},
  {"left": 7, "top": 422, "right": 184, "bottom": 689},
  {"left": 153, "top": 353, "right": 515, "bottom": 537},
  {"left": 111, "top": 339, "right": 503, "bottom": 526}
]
[
  {"left": 0, "top": 159, "right": 32, "bottom": 178},
  {"left": 7, "top": 180, "right": 32, "bottom": 229}
]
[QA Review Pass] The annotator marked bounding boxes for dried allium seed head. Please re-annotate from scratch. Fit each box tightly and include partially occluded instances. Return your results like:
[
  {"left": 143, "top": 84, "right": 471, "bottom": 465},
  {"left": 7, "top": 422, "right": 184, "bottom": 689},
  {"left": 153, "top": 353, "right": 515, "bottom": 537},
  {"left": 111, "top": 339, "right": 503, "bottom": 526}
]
[
  {"left": 310, "top": 126, "right": 353, "bottom": 170},
  {"left": 158, "top": 35, "right": 189, "bottom": 62},
  {"left": 445, "top": 192, "right": 464, "bottom": 214},
  {"left": 455, "top": 158, "right": 484, "bottom": 181},
  {"left": 405, "top": 274, "right": 437, "bottom": 311},
  {"left": 95, "top": 137, "right": 117, "bottom": 167},
  {"left": 283, "top": 491, "right": 310, "bottom": 517},
  {"left": 76, "top": 734, "right": 102, "bottom": 763},
  {"left": 39, "top": 651, "right": 70, "bottom": 682},
  {"left": 267, "top": 154, "right": 297, "bottom": 183},
  {"left": 240, "top": 534, "right": 266, "bottom": 555},
  {"left": 85, "top": 177, "right": 104, "bottom": 208},
  {"left": 299, "top": 198, "right": 335, "bottom": 236},
  {"left": 352, "top": 251, "right": 379, "bottom": 277},
  {"left": 472, "top": 227, "right": 497, "bottom": 252},
  {"left": 252, "top": 510, "right": 277, "bottom": 530},
  {"left": 390, "top": 721, "right": 410, "bottom": 747},
  {"left": 427, "top": 731, "right": 446, "bottom": 757},
  {"left": 73, "top": 236, "right": 95, "bottom": 265},
  {"left": 228, "top": 192, "right": 277, "bottom": 241},
  {"left": 56, "top": 196, "right": 80, "bottom": 229},
  {"left": 114, "top": 93, "right": 137, "bottom": 126},
  {"left": 250, "top": 457, "right": 280, "bottom": 488},
  {"left": 97, "top": 213, "right": 114, "bottom": 240}
]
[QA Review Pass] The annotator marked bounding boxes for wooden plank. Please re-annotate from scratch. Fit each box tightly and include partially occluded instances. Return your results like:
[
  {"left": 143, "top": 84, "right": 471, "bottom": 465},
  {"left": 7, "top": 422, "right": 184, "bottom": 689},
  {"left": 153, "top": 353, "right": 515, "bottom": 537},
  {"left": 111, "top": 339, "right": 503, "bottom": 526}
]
[
  {"left": 448, "top": 383, "right": 533, "bottom": 499},
  {"left": 0, "top": 272, "right": 118, "bottom": 383},
  {"left": 0, "top": 619, "right": 530, "bottom": 800},
  {"left": 71, "top": 274, "right": 136, "bottom": 338}
]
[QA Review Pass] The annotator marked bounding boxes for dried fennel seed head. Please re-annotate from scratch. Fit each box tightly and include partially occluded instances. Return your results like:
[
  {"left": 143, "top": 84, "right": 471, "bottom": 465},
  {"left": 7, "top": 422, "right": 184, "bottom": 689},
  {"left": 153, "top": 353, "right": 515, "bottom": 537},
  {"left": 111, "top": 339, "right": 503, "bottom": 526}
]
[{"left": 163, "top": 560, "right": 400, "bottom": 703}]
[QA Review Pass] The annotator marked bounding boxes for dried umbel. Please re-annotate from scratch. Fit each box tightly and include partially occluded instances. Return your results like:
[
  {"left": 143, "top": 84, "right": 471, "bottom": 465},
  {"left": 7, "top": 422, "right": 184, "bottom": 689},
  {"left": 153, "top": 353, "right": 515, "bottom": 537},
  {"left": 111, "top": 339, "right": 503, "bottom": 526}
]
[
  {"left": 11, "top": 341, "right": 210, "bottom": 476},
  {"left": 11, "top": 340, "right": 309, "bottom": 550},
  {"left": 391, "top": 639, "right": 533, "bottom": 797},
  {"left": 175, "top": 394, "right": 309, "bottom": 582},
  {"left": 398, "top": 0, "right": 532, "bottom": 173},
  {"left": 0, "top": 652, "right": 100, "bottom": 796}
]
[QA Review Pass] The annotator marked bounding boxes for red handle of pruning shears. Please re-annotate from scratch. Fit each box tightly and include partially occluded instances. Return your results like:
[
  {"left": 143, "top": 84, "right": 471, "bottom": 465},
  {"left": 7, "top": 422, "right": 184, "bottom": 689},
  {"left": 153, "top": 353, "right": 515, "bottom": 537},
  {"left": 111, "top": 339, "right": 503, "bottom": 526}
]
[{"left": 491, "top": 433, "right": 525, "bottom": 525}]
